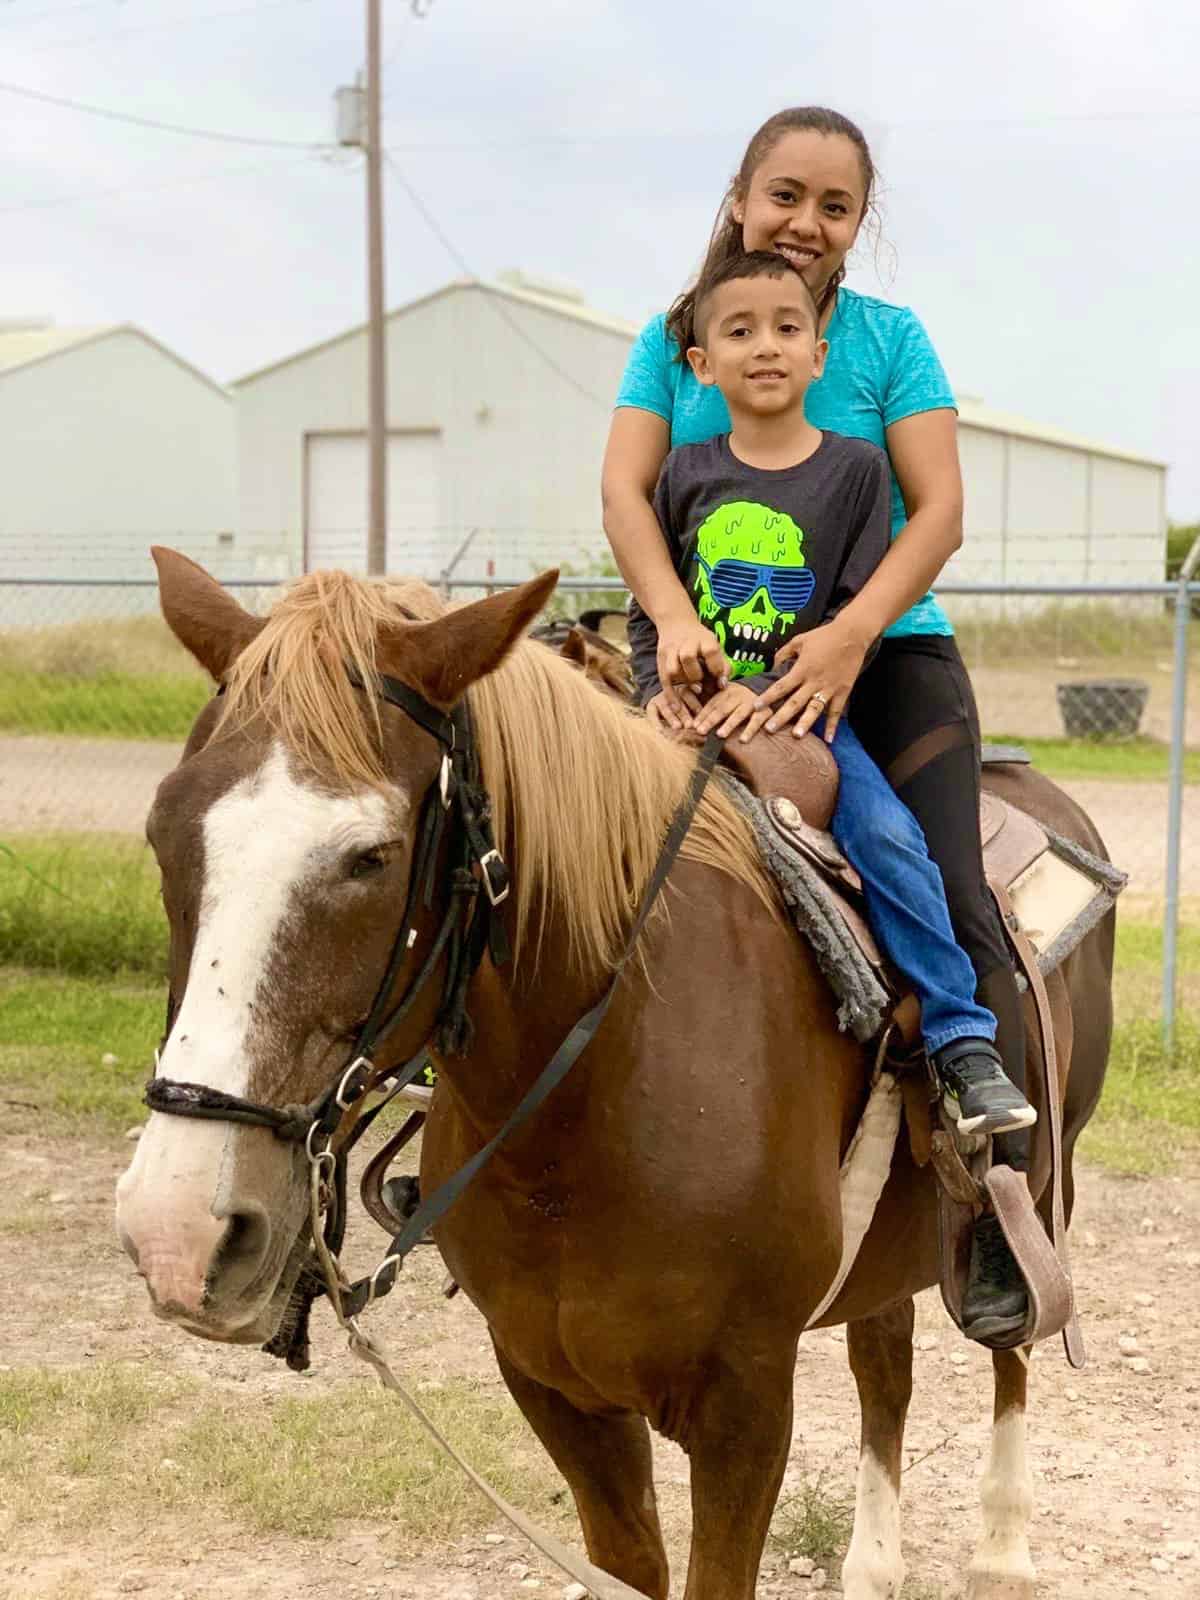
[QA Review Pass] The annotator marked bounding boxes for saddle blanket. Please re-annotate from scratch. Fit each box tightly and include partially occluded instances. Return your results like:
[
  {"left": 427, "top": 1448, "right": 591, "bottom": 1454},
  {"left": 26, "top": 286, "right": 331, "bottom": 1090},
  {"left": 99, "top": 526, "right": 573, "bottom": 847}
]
[{"left": 722, "top": 762, "right": 1127, "bottom": 1044}]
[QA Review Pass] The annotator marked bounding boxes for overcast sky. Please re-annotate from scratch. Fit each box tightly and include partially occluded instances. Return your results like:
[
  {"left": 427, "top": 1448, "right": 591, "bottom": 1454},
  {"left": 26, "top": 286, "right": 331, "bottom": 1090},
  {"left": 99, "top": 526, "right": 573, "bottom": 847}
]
[{"left": 4, "top": 0, "right": 1198, "bottom": 518}]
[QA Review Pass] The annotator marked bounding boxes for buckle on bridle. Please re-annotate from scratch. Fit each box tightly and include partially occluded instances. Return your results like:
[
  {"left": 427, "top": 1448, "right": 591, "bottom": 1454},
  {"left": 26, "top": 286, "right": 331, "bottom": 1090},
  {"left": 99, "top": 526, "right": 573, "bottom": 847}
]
[{"left": 477, "top": 848, "right": 510, "bottom": 906}]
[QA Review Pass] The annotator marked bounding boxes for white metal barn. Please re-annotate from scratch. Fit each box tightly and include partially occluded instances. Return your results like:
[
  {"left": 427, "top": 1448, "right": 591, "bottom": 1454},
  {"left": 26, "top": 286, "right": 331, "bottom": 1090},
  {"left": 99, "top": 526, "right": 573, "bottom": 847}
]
[
  {"left": 0, "top": 321, "right": 237, "bottom": 594},
  {"left": 234, "top": 272, "right": 635, "bottom": 586},
  {"left": 950, "top": 399, "right": 1166, "bottom": 592},
  {"left": 233, "top": 274, "right": 1166, "bottom": 594}
]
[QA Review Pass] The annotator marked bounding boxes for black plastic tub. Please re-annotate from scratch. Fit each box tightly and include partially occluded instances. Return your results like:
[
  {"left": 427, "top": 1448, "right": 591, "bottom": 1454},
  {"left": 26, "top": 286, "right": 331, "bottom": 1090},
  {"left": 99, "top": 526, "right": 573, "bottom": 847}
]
[{"left": 1056, "top": 678, "right": 1149, "bottom": 739}]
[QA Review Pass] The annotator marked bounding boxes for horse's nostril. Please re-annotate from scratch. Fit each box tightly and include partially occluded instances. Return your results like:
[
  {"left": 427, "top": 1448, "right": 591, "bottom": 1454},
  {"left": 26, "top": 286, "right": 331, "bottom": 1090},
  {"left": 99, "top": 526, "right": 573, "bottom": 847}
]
[{"left": 212, "top": 1208, "right": 271, "bottom": 1286}]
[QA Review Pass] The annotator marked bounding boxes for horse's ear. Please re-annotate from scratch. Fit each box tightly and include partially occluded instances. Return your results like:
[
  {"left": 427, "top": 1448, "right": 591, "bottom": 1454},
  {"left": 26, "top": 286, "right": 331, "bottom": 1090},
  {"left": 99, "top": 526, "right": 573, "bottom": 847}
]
[
  {"left": 559, "top": 626, "right": 588, "bottom": 669},
  {"left": 379, "top": 570, "right": 559, "bottom": 707},
  {"left": 152, "top": 546, "right": 265, "bottom": 682}
]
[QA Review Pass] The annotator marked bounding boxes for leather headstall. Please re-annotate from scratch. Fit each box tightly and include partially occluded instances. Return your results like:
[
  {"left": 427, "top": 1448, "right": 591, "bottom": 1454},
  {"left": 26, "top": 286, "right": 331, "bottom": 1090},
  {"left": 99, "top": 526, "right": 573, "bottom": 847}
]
[
  {"left": 143, "top": 668, "right": 513, "bottom": 1366},
  {"left": 143, "top": 656, "right": 723, "bottom": 1372}
]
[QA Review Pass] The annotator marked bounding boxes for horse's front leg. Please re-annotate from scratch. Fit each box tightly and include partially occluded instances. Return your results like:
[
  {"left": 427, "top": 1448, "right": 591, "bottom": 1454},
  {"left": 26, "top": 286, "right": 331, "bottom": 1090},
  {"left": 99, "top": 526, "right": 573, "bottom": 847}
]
[
  {"left": 967, "top": 1347, "right": 1035, "bottom": 1600},
  {"left": 841, "top": 1299, "right": 914, "bottom": 1600},
  {"left": 682, "top": 1350, "right": 797, "bottom": 1600},
  {"left": 491, "top": 1339, "right": 670, "bottom": 1600}
]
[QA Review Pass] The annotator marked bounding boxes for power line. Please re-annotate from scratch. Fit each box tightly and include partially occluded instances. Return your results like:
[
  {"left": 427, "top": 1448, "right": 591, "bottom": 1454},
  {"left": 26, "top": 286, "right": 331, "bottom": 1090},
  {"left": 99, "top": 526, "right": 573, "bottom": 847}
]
[
  {"left": 0, "top": 78, "right": 333, "bottom": 148},
  {"left": 382, "top": 151, "right": 609, "bottom": 410}
]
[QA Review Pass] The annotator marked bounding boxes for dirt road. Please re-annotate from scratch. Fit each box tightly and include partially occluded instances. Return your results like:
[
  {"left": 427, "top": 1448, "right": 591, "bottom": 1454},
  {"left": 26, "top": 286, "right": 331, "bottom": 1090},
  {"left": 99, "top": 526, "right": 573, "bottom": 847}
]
[{"left": 1, "top": 1128, "right": 1197, "bottom": 1600}]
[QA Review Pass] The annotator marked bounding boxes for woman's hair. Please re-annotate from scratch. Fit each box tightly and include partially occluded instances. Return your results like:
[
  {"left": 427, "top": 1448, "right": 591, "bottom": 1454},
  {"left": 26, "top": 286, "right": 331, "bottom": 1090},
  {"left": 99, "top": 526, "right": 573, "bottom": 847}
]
[{"left": 665, "top": 107, "right": 877, "bottom": 358}]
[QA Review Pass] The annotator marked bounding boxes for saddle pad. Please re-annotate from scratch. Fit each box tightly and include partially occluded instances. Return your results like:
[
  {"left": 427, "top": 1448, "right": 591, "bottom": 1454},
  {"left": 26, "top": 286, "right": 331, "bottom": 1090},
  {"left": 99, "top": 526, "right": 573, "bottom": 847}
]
[
  {"left": 738, "top": 781, "right": 1126, "bottom": 1040},
  {"left": 721, "top": 776, "right": 894, "bottom": 1042}
]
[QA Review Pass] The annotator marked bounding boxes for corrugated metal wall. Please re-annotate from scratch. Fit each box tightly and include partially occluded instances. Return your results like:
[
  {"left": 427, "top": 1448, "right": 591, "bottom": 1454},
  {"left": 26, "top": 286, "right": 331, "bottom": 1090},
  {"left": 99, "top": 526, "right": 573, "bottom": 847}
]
[
  {"left": 0, "top": 331, "right": 236, "bottom": 581},
  {"left": 237, "top": 284, "right": 1167, "bottom": 597}
]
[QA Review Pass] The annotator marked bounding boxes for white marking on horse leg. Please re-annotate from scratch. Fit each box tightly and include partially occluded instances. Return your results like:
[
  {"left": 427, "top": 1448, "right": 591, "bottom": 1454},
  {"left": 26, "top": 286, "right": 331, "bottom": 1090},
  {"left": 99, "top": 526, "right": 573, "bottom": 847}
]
[
  {"left": 841, "top": 1448, "right": 904, "bottom": 1600},
  {"left": 967, "top": 1407, "right": 1035, "bottom": 1600}
]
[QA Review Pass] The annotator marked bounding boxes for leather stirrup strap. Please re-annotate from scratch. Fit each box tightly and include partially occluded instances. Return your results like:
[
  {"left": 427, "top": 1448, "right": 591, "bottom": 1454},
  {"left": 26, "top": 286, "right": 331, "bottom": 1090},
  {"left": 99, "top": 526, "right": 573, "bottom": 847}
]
[{"left": 989, "top": 880, "right": 1086, "bottom": 1368}]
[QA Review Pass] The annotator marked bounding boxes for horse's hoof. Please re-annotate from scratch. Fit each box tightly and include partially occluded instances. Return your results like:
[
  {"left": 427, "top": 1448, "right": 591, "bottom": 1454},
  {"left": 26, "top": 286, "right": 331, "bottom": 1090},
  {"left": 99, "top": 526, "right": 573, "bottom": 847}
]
[{"left": 965, "top": 1566, "right": 1035, "bottom": 1600}]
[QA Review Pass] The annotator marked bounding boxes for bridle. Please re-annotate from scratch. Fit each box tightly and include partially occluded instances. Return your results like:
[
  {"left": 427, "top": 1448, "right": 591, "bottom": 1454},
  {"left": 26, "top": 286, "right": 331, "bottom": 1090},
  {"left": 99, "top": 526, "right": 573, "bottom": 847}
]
[{"left": 143, "top": 666, "right": 721, "bottom": 1369}]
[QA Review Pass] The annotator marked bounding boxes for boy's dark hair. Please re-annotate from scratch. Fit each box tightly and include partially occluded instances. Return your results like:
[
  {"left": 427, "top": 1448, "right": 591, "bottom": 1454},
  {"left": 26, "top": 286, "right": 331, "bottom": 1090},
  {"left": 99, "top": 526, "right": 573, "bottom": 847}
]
[
  {"left": 667, "top": 106, "right": 877, "bottom": 356},
  {"left": 691, "top": 250, "right": 821, "bottom": 348}
]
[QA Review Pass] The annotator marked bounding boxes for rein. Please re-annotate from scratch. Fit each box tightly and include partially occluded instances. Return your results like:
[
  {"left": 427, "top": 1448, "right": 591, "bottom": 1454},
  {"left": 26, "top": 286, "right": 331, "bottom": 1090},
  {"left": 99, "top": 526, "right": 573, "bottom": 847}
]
[{"left": 145, "top": 668, "right": 722, "bottom": 1365}]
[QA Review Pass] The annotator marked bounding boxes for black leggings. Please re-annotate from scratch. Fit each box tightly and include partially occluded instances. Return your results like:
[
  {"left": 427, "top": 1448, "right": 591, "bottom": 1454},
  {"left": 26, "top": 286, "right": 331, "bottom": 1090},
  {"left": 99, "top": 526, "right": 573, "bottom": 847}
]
[{"left": 847, "top": 634, "right": 1028, "bottom": 1170}]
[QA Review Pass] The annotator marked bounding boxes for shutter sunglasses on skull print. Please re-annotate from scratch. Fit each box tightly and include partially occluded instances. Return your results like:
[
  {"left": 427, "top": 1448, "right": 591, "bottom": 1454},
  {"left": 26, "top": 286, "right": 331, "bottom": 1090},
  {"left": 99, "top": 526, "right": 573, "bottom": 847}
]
[{"left": 694, "top": 556, "right": 816, "bottom": 613}]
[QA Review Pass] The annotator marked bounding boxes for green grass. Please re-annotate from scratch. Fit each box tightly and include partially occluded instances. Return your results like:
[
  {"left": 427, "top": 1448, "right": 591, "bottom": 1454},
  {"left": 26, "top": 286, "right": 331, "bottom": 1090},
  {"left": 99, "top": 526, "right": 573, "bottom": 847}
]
[
  {"left": 0, "top": 969, "right": 160, "bottom": 1129},
  {"left": 0, "top": 614, "right": 210, "bottom": 739},
  {"left": 984, "top": 734, "right": 1200, "bottom": 783},
  {"left": 0, "top": 834, "right": 165, "bottom": 976},
  {"left": 769, "top": 1468, "right": 854, "bottom": 1565},
  {"left": 946, "top": 599, "right": 1184, "bottom": 661},
  {"left": 176, "top": 1378, "right": 567, "bottom": 1540},
  {"left": 0, "top": 668, "right": 208, "bottom": 739},
  {"left": 0, "top": 1364, "right": 567, "bottom": 1548},
  {"left": 0, "top": 861, "right": 1195, "bottom": 1171},
  {"left": 1080, "top": 1016, "right": 1200, "bottom": 1175}
]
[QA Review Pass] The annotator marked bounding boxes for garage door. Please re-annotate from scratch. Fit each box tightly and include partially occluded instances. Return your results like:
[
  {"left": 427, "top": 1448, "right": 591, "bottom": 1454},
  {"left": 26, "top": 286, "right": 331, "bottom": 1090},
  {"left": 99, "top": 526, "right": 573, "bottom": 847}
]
[{"left": 305, "top": 431, "right": 441, "bottom": 574}]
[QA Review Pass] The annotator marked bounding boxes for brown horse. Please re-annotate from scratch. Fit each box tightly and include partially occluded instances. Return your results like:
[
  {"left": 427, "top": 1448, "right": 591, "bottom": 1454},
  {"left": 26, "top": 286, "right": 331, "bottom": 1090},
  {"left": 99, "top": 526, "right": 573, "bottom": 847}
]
[{"left": 116, "top": 550, "right": 1115, "bottom": 1600}]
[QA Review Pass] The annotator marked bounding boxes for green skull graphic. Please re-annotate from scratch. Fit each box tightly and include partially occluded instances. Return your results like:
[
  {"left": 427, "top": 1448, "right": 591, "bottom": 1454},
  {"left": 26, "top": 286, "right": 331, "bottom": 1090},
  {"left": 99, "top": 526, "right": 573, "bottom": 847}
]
[{"left": 690, "top": 501, "right": 814, "bottom": 678}]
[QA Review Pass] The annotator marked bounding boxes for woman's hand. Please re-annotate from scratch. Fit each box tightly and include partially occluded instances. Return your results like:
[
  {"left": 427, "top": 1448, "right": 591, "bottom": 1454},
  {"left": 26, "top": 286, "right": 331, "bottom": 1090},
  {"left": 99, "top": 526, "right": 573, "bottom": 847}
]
[
  {"left": 655, "top": 614, "right": 729, "bottom": 722},
  {"left": 691, "top": 682, "right": 775, "bottom": 742},
  {"left": 757, "top": 617, "right": 871, "bottom": 742}
]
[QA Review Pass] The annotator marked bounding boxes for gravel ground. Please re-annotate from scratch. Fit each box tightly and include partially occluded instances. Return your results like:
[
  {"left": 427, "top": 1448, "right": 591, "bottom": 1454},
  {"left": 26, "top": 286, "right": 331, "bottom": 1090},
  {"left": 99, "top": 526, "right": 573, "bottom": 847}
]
[{"left": 1, "top": 1131, "right": 1197, "bottom": 1600}]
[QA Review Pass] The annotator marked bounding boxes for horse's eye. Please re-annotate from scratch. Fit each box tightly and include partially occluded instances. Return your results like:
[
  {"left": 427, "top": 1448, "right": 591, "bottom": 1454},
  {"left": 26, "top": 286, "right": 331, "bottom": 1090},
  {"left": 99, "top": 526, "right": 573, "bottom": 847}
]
[{"left": 349, "top": 849, "right": 386, "bottom": 880}]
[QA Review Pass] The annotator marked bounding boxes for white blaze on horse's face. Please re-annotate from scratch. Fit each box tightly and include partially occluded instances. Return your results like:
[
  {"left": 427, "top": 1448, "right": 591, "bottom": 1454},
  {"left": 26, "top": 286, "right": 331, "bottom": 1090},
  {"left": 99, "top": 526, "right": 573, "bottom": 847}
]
[{"left": 115, "top": 743, "right": 401, "bottom": 1336}]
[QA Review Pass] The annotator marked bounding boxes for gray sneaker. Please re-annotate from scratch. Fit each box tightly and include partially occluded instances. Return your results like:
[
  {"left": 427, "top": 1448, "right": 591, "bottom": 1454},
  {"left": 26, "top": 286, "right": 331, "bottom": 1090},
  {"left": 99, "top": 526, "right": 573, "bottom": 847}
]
[{"left": 934, "top": 1038, "right": 1037, "bottom": 1138}]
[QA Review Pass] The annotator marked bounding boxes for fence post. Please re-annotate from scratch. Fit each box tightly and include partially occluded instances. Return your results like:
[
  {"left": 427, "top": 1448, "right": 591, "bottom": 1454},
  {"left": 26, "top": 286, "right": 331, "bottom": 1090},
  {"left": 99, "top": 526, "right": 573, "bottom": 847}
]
[{"left": 1163, "top": 537, "right": 1200, "bottom": 1049}]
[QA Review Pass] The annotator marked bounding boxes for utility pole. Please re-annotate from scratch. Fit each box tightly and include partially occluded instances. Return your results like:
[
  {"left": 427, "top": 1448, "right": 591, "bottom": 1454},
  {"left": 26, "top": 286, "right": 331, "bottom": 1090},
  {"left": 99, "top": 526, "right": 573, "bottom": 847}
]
[{"left": 364, "top": 0, "right": 387, "bottom": 575}]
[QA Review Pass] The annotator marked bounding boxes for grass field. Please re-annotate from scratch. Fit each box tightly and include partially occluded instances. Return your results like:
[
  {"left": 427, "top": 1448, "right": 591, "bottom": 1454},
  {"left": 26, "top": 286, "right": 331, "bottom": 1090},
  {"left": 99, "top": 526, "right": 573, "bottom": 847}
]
[
  {"left": 0, "top": 826, "right": 1195, "bottom": 1173},
  {"left": 0, "top": 1362, "right": 568, "bottom": 1550},
  {"left": 0, "top": 615, "right": 210, "bottom": 738},
  {"left": 985, "top": 734, "right": 1200, "bottom": 783},
  {"left": 0, "top": 835, "right": 163, "bottom": 976}
]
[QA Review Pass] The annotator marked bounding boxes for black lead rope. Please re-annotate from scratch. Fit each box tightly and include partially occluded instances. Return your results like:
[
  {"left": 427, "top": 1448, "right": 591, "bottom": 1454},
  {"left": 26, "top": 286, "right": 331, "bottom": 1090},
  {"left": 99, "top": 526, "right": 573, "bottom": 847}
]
[{"left": 338, "top": 730, "right": 724, "bottom": 1318}]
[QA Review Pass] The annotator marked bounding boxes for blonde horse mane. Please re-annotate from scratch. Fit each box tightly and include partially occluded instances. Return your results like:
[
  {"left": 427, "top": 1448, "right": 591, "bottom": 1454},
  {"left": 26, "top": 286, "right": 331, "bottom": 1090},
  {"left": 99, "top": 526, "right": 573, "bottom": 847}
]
[{"left": 217, "top": 571, "right": 779, "bottom": 978}]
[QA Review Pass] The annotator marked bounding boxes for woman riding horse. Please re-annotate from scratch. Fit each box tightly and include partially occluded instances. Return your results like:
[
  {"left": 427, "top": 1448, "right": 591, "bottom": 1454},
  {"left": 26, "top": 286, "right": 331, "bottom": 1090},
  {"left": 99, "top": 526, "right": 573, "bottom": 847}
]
[{"left": 601, "top": 104, "right": 1032, "bottom": 1338}]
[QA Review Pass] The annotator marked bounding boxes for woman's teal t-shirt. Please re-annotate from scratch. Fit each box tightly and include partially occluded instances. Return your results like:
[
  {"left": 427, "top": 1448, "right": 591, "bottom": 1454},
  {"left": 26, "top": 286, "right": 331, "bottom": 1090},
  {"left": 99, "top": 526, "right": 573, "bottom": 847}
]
[{"left": 615, "top": 287, "right": 956, "bottom": 638}]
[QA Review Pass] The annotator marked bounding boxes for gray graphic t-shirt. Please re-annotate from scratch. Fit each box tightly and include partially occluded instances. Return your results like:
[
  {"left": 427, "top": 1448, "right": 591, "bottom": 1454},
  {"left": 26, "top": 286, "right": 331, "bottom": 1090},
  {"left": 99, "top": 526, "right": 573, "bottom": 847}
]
[{"left": 629, "top": 430, "right": 891, "bottom": 703}]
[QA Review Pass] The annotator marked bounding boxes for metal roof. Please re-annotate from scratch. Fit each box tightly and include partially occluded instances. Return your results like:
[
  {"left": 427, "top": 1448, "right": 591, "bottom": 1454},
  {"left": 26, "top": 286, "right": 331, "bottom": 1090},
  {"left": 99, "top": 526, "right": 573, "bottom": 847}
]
[
  {"left": 231, "top": 277, "right": 1166, "bottom": 469},
  {"left": 233, "top": 276, "right": 639, "bottom": 387},
  {"left": 956, "top": 396, "right": 1164, "bottom": 470},
  {"left": 0, "top": 324, "right": 115, "bottom": 374},
  {"left": 0, "top": 322, "right": 230, "bottom": 398}
]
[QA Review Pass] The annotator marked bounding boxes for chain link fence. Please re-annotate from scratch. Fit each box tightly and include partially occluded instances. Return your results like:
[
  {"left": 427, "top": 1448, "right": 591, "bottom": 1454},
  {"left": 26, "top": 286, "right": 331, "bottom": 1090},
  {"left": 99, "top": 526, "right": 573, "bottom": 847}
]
[{"left": 1, "top": 569, "right": 1195, "bottom": 1030}]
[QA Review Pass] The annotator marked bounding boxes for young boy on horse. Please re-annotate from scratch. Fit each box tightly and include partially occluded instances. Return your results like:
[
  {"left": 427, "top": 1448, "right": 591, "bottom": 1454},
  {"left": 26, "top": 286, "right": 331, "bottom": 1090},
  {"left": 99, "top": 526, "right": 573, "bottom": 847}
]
[{"left": 626, "top": 249, "right": 1033, "bottom": 1346}]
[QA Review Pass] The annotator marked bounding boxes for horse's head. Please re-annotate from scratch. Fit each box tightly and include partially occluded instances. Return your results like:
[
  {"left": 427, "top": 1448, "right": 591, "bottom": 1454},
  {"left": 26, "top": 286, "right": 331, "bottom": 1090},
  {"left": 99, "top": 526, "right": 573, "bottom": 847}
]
[{"left": 115, "top": 549, "right": 555, "bottom": 1345}]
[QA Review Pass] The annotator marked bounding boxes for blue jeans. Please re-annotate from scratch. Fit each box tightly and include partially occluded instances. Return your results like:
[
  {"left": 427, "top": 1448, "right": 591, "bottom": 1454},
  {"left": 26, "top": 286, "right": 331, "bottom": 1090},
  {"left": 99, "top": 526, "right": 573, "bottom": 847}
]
[{"left": 825, "top": 719, "right": 996, "bottom": 1055}]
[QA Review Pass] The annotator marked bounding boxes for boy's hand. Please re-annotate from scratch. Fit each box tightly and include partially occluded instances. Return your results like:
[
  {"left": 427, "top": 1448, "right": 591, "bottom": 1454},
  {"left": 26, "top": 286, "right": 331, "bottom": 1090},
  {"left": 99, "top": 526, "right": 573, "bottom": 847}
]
[
  {"left": 655, "top": 614, "right": 728, "bottom": 722},
  {"left": 691, "top": 682, "right": 775, "bottom": 743},
  {"left": 645, "top": 686, "right": 703, "bottom": 733}
]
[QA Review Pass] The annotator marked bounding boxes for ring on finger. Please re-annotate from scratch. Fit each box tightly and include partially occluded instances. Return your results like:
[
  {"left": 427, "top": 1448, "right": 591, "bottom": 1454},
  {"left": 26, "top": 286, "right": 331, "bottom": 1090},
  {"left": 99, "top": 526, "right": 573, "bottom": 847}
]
[{"left": 810, "top": 690, "right": 829, "bottom": 709}]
